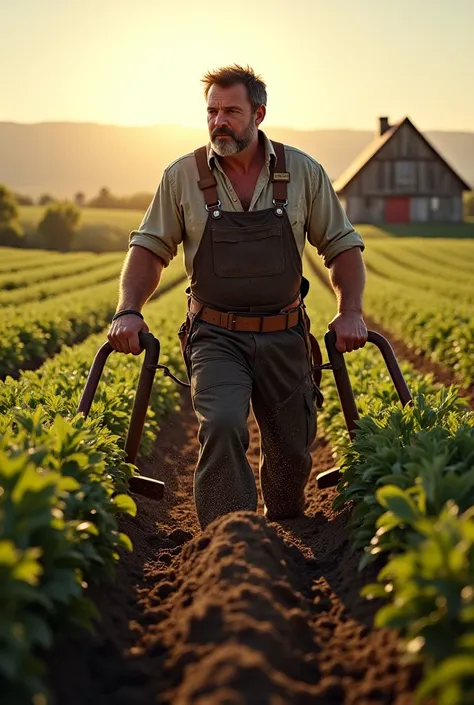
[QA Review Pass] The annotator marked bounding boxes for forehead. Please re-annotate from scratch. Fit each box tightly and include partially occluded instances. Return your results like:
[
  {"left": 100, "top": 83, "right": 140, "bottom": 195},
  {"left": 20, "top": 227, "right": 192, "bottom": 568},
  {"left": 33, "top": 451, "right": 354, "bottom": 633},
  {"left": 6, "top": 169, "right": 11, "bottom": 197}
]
[{"left": 207, "top": 83, "right": 250, "bottom": 108}]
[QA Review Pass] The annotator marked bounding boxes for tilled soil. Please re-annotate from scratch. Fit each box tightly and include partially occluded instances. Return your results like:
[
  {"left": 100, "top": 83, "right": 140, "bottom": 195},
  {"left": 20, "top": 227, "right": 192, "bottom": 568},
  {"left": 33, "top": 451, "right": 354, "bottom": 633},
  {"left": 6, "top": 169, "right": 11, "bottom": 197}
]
[{"left": 47, "top": 391, "right": 418, "bottom": 705}]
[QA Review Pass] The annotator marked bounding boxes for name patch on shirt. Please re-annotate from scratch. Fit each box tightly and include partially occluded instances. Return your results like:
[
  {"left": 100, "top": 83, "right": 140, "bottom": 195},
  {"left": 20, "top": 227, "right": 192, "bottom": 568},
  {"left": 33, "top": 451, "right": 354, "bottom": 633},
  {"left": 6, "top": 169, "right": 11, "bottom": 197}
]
[{"left": 273, "top": 172, "right": 290, "bottom": 182}]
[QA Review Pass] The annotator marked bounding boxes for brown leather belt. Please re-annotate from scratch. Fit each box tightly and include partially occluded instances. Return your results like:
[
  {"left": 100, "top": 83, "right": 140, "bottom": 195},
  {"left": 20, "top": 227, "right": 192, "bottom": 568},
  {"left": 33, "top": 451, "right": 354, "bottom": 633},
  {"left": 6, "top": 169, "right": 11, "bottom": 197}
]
[{"left": 189, "top": 296, "right": 301, "bottom": 333}]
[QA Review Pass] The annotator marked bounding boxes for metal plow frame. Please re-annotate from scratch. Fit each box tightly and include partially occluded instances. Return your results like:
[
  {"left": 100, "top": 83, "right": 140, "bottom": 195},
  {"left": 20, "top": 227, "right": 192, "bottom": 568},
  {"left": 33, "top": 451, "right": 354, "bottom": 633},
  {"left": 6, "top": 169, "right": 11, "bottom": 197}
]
[{"left": 316, "top": 329, "right": 412, "bottom": 488}]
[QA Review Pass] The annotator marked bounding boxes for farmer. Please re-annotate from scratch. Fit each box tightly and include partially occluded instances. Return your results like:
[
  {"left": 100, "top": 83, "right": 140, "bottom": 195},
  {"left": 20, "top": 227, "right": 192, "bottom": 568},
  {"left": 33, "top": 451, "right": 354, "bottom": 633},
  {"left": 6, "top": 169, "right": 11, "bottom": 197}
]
[{"left": 108, "top": 64, "right": 367, "bottom": 528}]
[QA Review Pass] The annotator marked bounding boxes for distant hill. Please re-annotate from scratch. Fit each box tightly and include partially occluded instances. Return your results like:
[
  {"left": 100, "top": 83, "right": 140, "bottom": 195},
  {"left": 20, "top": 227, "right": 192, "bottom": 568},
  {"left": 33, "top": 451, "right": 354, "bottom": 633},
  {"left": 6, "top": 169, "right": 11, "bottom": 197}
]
[{"left": 0, "top": 121, "right": 472, "bottom": 199}]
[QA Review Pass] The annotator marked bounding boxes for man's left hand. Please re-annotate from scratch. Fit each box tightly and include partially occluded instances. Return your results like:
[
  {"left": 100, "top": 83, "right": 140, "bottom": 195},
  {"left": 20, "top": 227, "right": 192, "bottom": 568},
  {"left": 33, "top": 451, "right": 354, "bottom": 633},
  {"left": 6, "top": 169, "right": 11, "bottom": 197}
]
[{"left": 327, "top": 311, "right": 368, "bottom": 353}]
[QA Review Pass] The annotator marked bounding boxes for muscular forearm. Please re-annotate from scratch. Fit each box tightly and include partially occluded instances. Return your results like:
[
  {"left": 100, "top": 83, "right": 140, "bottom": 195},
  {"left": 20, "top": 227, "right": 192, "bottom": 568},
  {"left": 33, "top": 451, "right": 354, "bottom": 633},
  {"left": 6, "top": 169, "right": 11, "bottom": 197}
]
[
  {"left": 328, "top": 247, "right": 366, "bottom": 313},
  {"left": 116, "top": 245, "right": 164, "bottom": 312}
]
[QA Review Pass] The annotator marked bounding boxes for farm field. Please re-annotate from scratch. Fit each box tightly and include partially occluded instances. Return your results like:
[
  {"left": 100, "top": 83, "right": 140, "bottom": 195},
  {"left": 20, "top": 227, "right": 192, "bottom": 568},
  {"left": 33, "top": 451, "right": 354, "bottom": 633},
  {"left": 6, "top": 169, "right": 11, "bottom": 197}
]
[
  {"left": 1, "top": 237, "right": 473, "bottom": 705},
  {"left": 15, "top": 206, "right": 474, "bottom": 253},
  {"left": 18, "top": 206, "right": 143, "bottom": 232},
  {"left": 17, "top": 206, "right": 145, "bottom": 253}
]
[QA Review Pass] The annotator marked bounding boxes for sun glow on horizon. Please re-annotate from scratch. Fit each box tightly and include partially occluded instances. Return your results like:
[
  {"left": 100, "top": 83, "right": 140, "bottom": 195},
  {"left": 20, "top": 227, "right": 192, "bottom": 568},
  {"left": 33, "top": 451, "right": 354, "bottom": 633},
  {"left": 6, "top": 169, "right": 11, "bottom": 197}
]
[{"left": 1, "top": 0, "right": 474, "bottom": 132}]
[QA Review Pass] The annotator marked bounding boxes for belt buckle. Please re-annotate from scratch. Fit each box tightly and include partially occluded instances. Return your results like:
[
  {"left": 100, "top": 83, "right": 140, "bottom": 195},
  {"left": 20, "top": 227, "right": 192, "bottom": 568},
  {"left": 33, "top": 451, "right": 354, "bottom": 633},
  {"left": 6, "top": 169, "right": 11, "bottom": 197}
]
[{"left": 225, "top": 312, "right": 238, "bottom": 330}]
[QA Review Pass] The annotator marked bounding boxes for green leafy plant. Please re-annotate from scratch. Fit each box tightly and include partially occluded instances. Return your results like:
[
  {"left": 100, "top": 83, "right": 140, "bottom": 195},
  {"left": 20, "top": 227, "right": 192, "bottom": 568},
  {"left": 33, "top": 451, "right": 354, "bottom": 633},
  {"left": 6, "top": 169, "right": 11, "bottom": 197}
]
[
  {"left": 362, "top": 502, "right": 474, "bottom": 705},
  {"left": 0, "top": 284, "right": 187, "bottom": 703}
]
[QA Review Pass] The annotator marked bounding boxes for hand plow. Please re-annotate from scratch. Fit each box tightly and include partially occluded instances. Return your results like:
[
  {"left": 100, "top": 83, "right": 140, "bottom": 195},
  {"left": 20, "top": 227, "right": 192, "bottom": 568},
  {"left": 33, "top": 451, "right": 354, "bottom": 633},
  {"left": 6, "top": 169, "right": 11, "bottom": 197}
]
[
  {"left": 77, "top": 329, "right": 412, "bottom": 501},
  {"left": 315, "top": 329, "right": 412, "bottom": 488}
]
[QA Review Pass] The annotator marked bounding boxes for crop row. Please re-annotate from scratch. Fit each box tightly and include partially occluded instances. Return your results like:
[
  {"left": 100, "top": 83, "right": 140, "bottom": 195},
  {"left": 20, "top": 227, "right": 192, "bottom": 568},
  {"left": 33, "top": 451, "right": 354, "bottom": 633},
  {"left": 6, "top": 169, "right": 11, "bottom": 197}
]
[
  {"left": 0, "top": 285, "right": 188, "bottom": 705},
  {"left": 303, "top": 266, "right": 474, "bottom": 705},
  {"left": 0, "top": 259, "right": 124, "bottom": 307},
  {"left": 362, "top": 246, "right": 474, "bottom": 304},
  {"left": 305, "top": 250, "right": 474, "bottom": 388},
  {"left": 367, "top": 238, "right": 474, "bottom": 284},
  {"left": 0, "top": 252, "right": 122, "bottom": 291},
  {"left": 0, "top": 255, "right": 186, "bottom": 378},
  {"left": 376, "top": 238, "right": 474, "bottom": 276},
  {"left": 0, "top": 249, "right": 99, "bottom": 274}
]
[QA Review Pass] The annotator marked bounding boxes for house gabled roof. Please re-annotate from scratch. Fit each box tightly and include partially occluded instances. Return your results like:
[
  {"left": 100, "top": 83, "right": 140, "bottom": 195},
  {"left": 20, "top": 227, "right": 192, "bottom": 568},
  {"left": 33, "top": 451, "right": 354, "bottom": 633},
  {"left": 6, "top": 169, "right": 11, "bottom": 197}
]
[{"left": 333, "top": 116, "right": 471, "bottom": 193}]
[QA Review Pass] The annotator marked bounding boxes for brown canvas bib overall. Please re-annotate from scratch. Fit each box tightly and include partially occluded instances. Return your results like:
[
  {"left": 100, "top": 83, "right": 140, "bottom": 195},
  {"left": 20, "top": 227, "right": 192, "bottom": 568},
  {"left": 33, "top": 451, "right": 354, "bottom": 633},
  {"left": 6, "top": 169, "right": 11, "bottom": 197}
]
[{"left": 180, "top": 141, "right": 319, "bottom": 528}]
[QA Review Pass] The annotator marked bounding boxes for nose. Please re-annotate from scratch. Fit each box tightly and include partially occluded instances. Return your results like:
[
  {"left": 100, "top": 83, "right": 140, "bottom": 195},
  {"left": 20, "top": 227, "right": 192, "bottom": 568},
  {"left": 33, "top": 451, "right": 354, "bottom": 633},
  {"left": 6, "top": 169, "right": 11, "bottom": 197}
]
[{"left": 214, "top": 110, "right": 228, "bottom": 128}]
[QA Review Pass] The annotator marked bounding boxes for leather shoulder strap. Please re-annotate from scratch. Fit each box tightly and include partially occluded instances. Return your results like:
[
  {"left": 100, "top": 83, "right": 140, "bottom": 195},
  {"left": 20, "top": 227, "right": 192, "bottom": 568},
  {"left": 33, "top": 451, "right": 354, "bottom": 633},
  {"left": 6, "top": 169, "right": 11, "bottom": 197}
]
[
  {"left": 270, "top": 141, "right": 290, "bottom": 204},
  {"left": 194, "top": 146, "right": 219, "bottom": 208}
]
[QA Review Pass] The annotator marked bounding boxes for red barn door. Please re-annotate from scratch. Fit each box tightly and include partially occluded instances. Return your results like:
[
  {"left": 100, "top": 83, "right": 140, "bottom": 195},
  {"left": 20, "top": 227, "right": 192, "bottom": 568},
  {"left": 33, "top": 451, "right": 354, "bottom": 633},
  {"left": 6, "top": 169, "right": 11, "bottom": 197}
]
[{"left": 385, "top": 197, "right": 410, "bottom": 223}]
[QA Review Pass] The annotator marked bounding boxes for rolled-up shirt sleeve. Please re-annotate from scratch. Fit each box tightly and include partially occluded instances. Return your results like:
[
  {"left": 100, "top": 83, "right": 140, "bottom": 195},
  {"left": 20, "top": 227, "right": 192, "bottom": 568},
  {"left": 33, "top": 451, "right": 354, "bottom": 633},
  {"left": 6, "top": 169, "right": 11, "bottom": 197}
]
[
  {"left": 306, "top": 163, "right": 364, "bottom": 267},
  {"left": 129, "top": 168, "right": 183, "bottom": 267}
]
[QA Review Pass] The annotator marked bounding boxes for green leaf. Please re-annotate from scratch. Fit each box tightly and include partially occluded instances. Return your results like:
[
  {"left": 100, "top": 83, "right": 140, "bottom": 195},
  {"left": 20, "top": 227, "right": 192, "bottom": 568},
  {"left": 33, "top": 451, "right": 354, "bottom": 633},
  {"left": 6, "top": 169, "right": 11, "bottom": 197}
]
[
  {"left": 376, "top": 485, "right": 419, "bottom": 524},
  {"left": 112, "top": 493, "right": 137, "bottom": 516},
  {"left": 415, "top": 656, "right": 474, "bottom": 702},
  {"left": 13, "top": 555, "right": 43, "bottom": 586},
  {"left": 57, "top": 476, "right": 81, "bottom": 493},
  {"left": 360, "top": 583, "right": 387, "bottom": 599},
  {"left": 0, "top": 540, "right": 18, "bottom": 567},
  {"left": 117, "top": 532, "right": 133, "bottom": 552}
]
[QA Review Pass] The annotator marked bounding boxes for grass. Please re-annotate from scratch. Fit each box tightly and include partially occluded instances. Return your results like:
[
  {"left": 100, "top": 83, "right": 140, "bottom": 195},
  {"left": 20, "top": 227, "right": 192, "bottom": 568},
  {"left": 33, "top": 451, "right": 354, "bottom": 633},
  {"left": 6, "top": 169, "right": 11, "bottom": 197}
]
[
  {"left": 356, "top": 222, "right": 474, "bottom": 239},
  {"left": 17, "top": 206, "right": 146, "bottom": 252},
  {"left": 18, "top": 206, "right": 143, "bottom": 232}
]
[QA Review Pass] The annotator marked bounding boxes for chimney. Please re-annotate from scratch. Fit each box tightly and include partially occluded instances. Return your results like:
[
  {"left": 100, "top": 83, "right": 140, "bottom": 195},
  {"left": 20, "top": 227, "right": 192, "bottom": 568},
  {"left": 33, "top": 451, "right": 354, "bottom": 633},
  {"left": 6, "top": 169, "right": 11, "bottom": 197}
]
[{"left": 379, "top": 116, "right": 390, "bottom": 136}]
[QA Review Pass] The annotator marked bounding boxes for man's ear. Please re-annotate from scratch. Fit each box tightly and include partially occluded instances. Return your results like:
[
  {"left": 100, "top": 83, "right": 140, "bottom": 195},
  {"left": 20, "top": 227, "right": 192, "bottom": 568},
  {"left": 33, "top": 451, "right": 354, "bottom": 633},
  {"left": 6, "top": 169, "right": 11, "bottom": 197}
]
[{"left": 255, "top": 104, "right": 266, "bottom": 127}]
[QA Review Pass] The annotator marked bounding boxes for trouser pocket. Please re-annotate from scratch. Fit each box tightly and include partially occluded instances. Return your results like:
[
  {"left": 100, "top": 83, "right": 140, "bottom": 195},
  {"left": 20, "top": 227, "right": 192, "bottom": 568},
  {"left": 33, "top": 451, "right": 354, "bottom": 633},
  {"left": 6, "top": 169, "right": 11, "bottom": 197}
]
[{"left": 178, "top": 315, "right": 203, "bottom": 381}]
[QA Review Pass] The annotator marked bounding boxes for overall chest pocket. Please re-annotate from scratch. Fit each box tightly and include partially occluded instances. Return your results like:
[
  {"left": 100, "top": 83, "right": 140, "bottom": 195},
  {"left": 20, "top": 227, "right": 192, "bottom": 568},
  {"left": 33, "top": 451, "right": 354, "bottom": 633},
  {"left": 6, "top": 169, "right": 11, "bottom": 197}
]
[{"left": 211, "top": 224, "right": 285, "bottom": 278}]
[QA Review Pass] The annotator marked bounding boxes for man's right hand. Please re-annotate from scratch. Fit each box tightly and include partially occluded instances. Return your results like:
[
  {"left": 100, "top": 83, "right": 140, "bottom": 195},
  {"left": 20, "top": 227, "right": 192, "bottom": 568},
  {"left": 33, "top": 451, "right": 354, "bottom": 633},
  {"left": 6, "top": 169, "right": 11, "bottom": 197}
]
[{"left": 107, "top": 314, "right": 150, "bottom": 355}]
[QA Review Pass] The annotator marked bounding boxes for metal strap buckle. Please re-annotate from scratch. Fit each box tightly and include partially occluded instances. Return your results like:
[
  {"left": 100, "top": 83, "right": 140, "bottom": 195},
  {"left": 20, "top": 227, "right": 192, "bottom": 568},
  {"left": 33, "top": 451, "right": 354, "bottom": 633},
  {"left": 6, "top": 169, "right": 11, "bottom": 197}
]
[
  {"left": 272, "top": 199, "right": 288, "bottom": 207},
  {"left": 205, "top": 200, "right": 222, "bottom": 212}
]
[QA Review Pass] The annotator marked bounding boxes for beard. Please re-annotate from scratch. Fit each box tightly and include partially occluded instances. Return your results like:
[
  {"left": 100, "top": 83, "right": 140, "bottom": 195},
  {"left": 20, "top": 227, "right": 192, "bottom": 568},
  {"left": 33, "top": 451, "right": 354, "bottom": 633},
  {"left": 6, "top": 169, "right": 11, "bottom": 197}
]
[{"left": 210, "top": 118, "right": 257, "bottom": 157}]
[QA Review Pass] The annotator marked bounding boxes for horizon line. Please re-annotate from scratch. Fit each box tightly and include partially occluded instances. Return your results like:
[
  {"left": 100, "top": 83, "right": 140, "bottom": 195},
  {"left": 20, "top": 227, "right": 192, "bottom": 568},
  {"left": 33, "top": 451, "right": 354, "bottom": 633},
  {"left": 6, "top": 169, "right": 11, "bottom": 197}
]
[{"left": 1, "top": 119, "right": 473, "bottom": 135}]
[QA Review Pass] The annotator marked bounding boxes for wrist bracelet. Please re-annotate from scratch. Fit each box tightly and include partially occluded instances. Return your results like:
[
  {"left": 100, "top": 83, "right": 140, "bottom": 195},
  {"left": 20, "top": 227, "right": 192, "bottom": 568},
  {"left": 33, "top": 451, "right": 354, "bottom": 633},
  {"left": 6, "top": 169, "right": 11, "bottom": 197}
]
[{"left": 112, "top": 309, "right": 144, "bottom": 322}]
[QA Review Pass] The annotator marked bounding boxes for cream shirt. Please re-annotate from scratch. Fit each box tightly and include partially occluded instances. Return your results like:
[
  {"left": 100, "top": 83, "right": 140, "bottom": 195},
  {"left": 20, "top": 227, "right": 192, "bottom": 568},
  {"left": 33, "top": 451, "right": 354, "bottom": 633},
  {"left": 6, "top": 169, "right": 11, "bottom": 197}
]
[{"left": 129, "top": 130, "right": 364, "bottom": 274}]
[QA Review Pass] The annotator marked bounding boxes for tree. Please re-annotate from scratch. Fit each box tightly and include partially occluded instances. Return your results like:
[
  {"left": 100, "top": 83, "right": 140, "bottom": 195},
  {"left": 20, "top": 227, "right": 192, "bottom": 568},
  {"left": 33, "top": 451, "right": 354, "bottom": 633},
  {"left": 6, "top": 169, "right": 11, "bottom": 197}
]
[
  {"left": 74, "top": 192, "right": 86, "bottom": 207},
  {"left": 14, "top": 192, "right": 34, "bottom": 206},
  {"left": 37, "top": 201, "right": 81, "bottom": 251},
  {"left": 0, "top": 185, "right": 19, "bottom": 227},
  {"left": 87, "top": 187, "right": 117, "bottom": 208},
  {"left": 0, "top": 185, "right": 23, "bottom": 247},
  {"left": 38, "top": 194, "right": 56, "bottom": 206},
  {"left": 0, "top": 222, "right": 22, "bottom": 247}
]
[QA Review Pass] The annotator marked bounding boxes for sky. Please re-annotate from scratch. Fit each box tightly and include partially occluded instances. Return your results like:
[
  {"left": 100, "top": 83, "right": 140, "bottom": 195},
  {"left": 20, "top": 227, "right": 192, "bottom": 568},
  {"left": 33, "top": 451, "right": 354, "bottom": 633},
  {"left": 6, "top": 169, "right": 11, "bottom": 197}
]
[{"left": 2, "top": 0, "right": 474, "bottom": 133}]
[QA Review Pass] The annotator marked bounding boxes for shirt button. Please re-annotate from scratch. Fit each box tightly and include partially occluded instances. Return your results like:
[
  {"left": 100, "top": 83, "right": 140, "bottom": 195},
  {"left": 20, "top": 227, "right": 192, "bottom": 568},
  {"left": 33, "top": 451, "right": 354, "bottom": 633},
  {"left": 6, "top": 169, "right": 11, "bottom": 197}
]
[{"left": 232, "top": 197, "right": 237, "bottom": 202}]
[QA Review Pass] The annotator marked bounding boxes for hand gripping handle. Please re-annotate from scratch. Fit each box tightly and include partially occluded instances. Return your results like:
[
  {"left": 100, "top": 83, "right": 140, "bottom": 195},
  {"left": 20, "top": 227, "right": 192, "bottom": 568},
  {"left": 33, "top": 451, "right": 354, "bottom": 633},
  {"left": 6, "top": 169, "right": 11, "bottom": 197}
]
[
  {"left": 77, "top": 332, "right": 164, "bottom": 500},
  {"left": 316, "top": 329, "right": 412, "bottom": 489}
]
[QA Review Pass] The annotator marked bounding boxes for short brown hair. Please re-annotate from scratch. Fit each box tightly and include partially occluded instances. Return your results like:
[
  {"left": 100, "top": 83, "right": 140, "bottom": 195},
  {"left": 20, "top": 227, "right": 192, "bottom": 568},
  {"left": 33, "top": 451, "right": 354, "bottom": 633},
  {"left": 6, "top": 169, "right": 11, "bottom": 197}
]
[{"left": 201, "top": 64, "right": 267, "bottom": 113}]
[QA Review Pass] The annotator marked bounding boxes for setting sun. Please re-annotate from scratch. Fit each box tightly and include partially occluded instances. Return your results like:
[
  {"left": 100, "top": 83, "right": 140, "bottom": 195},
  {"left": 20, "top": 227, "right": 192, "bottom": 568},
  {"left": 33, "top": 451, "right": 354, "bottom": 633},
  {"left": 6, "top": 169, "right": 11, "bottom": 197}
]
[{"left": 2, "top": 0, "right": 473, "bottom": 131}]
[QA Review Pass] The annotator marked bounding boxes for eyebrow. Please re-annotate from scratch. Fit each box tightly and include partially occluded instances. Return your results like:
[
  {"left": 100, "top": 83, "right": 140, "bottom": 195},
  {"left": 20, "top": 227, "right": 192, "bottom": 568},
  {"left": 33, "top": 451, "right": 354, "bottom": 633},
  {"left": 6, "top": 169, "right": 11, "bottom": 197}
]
[{"left": 207, "top": 105, "right": 242, "bottom": 111}]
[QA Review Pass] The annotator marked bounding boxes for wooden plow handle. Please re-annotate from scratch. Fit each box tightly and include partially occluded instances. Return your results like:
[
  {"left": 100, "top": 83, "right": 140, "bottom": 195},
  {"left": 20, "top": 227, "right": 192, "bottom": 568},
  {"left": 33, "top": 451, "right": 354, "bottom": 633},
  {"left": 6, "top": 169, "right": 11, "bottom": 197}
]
[
  {"left": 316, "top": 329, "right": 412, "bottom": 489},
  {"left": 77, "top": 332, "right": 165, "bottom": 500}
]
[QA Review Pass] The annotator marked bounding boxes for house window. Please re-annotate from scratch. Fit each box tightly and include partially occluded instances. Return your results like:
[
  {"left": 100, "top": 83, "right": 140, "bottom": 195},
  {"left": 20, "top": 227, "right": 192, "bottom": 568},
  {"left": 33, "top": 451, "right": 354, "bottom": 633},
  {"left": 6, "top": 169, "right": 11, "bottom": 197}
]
[
  {"left": 431, "top": 197, "right": 440, "bottom": 211},
  {"left": 395, "top": 161, "right": 416, "bottom": 187}
]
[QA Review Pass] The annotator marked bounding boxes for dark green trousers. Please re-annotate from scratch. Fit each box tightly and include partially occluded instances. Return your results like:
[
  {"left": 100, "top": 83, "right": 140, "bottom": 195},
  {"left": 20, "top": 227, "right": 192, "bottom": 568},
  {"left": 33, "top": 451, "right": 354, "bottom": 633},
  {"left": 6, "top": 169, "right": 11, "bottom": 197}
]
[{"left": 186, "top": 319, "right": 318, "bottom": 529}]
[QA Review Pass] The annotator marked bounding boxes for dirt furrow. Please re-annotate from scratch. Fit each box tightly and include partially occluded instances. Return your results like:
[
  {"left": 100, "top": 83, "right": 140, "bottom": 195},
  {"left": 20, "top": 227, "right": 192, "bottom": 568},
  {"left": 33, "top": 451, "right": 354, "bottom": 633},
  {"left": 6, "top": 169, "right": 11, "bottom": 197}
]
[{"left": 48, "top": 391, "right": 417, "bottom": 705}]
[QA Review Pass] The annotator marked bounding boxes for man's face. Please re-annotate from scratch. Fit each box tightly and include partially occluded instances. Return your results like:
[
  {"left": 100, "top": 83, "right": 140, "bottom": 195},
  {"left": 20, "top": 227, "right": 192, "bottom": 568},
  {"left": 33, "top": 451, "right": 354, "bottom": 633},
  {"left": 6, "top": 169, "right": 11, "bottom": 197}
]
[{"left": 207, "top": 83, "right": 261, "bottom": 157}]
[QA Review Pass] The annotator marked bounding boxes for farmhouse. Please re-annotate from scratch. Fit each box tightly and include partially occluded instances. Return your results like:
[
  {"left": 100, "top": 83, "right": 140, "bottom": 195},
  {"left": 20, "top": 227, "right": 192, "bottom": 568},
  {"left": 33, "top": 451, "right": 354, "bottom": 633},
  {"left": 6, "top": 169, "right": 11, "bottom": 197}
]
[{"left": 333, "top": 116, "right": 471, "bottom": 224}]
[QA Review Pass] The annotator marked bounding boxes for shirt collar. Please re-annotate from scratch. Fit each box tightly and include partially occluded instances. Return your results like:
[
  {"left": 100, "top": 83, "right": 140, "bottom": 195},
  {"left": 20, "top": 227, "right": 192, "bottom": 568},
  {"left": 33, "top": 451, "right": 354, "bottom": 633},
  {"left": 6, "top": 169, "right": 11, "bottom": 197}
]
[{"left": 206, "top": 129, "right": 277, "bottom": 169}]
